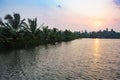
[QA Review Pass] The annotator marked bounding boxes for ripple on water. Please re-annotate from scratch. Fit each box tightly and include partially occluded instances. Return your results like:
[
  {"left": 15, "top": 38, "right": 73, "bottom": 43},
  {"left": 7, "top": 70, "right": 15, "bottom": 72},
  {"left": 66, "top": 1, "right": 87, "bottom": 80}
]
[{"left": 0, "top": 39, "right": 120, "bottom": 80}]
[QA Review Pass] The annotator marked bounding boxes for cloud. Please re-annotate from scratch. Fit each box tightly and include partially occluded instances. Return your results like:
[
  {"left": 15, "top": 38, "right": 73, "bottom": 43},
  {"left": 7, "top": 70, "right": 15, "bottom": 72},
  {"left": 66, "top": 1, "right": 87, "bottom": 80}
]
[
  {"left": 113, "top": 0, "right": 120, "bottom": 6},
  {"left": 113, "top": 0, "right": 120, "bottom": 9},
  {"left": 56, "top": 5, "right": 62, "bottom": 8}
]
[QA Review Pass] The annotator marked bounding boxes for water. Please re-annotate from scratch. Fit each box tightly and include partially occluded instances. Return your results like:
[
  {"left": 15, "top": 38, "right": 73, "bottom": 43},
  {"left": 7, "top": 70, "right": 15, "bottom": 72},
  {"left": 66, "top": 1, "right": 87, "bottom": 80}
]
[{"left": 0, "top": 39, "right": 120, "bottom": 80}]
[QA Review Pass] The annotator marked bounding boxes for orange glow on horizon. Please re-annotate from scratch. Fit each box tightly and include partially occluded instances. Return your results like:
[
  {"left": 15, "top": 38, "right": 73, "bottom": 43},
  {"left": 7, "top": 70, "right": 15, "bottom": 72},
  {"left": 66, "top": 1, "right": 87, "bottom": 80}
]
[
  {"left": 90, "top": 18, "right": 107, "bottom": 29},
  {"left": 94, "top": 21, "right": 102, "bottom": 27}
]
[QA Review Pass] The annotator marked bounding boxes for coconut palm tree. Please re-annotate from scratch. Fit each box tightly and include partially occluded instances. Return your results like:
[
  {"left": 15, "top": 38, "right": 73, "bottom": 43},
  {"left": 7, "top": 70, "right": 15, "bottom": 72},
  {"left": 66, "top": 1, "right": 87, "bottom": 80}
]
[
  {"left": 41, "top": 26, "right": 50, "bottom": 43},
  {"left": 48, "top": 28, "right": 58, "bottom": 44},
  {"left": 0, "top": 18, "right": 12, "bottom": 39},
  {"left": 26, "top": 18, "right": 41, "bottom": 39},
  {"left": 0, "top": 26, "right": 3, "bottom": 39},
  {"left": 0, "top": 13, "right": 25, "bottom": 41},
  {"left": 63, "top": 29, "right": 73, "bottom": 41},
  {"left": 4, "top": 13, "right": 25, "bottom": 30}
]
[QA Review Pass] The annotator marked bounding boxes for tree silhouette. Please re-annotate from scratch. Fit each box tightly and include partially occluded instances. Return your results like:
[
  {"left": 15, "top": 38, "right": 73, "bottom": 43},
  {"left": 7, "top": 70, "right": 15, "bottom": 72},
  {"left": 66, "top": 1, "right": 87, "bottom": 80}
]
[{"left": 0, "top": 13, "right": 25, "bottom": 41}]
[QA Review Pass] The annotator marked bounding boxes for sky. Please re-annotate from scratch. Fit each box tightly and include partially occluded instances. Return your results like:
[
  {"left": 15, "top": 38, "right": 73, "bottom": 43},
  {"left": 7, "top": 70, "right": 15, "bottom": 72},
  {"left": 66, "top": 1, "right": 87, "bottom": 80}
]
[{"left": 0, "top": 0, "right": 120, "bottom": 31}]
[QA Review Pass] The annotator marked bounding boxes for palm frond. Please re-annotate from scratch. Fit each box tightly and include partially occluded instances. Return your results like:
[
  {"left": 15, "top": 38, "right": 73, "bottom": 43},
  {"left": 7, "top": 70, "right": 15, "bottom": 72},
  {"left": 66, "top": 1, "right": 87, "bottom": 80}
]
[
  {"left": 39, "top": 23, "right": 44, "bottom": 29},
  {"left": 28, "top": 18, "right": 37, "bottom": 34},
  {"left": 4, "top": 14, "right": 13, "bottom": 26},
  {"left": 4, "top": 23, "right": 12, "bottom": 29},
  {"left": 13, "top": 13, "right": 20, "bottom": 29},
  {"left": 4, "top": 14, "right": 13, "bottom": 20},
  {"left": 19, "top": 18, "right": 25, "bottom": 27},
  {"left": 0, "top": 18, "right": 5, "bottom": 26}
]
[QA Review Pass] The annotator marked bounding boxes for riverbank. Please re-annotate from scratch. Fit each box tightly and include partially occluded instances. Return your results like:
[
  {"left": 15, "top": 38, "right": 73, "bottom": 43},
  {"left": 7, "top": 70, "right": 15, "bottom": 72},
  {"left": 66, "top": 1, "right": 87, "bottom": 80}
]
[
  {"left": 0, "top": 13, "right": 81, "bottom": 50},
  {"left": 1, "top": 13, "right": 120, "bottom": 50}
]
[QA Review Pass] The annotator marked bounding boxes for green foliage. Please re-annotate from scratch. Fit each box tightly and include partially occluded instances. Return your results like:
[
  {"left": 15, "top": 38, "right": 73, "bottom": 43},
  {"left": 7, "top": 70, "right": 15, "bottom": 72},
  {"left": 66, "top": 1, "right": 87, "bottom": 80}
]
[
  {"left": 1, "top": 13, "right": 120, "bottom": 50},
  {"left": 0, "top": 13, "right": 81, "bottom": 49}
]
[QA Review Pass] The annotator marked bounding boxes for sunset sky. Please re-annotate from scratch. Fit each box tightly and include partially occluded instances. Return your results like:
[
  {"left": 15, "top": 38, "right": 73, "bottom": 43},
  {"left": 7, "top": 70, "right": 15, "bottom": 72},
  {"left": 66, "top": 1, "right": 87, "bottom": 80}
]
[{"left": 0, "top": 0, "right": 120, "bottom": 31}]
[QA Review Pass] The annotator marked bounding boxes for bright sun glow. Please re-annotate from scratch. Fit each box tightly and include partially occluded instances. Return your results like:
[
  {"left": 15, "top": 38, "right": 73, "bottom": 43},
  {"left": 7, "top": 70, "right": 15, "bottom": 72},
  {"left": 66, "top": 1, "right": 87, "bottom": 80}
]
[
  {"left": 0, "top": 0, "right": 120, "bottom": 31},
  {"left": 94, "top": 21, "right": 102, "bottom": 27}
]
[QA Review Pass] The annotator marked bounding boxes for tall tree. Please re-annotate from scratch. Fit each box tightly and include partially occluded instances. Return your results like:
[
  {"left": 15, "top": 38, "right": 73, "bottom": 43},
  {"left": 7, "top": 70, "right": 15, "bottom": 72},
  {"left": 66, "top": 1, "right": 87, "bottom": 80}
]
[
  {"left": 27, "top": 18, "right": 41, "bottom": 39},
  {"left": 0, "top": 13, "right": 25, "bottom": 41}
]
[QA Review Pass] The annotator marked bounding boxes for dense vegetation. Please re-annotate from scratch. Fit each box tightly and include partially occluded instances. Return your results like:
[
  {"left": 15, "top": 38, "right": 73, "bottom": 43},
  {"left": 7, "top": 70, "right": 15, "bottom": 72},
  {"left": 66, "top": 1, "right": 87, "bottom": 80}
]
[
  {"left": 0, "top": 13, "right": 81, "bottom": 49},
  {"left": 81, "top": 28, "right": 120, "bottom": 38},
  {"left": 0, "top": 13, "right": 120, "bottom": 49}
]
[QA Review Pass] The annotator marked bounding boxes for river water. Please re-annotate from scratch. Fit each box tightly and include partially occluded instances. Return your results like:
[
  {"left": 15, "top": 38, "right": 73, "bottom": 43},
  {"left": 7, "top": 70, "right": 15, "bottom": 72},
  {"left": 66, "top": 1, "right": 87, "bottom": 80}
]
[{"left": 0, "top": 39, "right": 120, "bottom": 80}]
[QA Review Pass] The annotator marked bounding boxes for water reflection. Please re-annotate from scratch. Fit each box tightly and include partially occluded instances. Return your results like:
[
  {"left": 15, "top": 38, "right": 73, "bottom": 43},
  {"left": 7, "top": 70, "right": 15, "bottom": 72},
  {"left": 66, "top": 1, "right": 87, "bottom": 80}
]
[
  {"left": 0, "top": 39, "right": 120, "bottom": 80},
  {"left": 94, "top": 39, "right": 100, "bottom": 55},
  {"left": 93, "top": 39, "right": 101, "bottom": 63}
]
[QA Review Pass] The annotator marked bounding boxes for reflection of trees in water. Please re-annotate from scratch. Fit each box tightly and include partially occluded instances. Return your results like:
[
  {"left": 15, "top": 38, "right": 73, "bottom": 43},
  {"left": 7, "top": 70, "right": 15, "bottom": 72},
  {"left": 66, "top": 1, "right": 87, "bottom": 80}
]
[
  {"left": 0, "top": 51, "right": 21, "bottom": 79},
  {"left": 0, "top": 49, "right": 39, "bottom": 80},
  {"left": 5, "top": 51, "right": 24, "bottom": 79}
]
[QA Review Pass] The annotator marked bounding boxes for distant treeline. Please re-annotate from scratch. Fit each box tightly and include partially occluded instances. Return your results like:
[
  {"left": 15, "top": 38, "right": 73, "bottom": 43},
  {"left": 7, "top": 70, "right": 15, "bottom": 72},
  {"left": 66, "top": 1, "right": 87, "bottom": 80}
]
[
  {"left": 0, "top": 13, "right": 120, "bottom": 49},
  {"left": 80, "top": 28, "right": 120, "bottom": 38},
  {"left": 0, "top": 13, "right": 80, "bottom": 49}
]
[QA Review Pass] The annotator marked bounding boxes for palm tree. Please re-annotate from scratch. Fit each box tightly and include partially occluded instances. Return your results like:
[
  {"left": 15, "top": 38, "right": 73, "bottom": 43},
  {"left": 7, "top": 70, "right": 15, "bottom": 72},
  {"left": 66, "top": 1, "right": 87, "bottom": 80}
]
[
  {"left": 0, "top": 13, "right": 25, "bottom": 41},
  {"left": 26, "top": 18, "right": 42, "bottom": 39},
  {"left": 49, "top": 28, "right": 58, "bottom": 44},
  {"left": 4, "top": 13, "right": 25, "bottom": 30},
  {"left": 0, "top": 26, "right": 3, "bottom": 40},
  {"left": 56, "top": 31, "right": 63, "bottom": 42},
  {"left": 41, "top": 26, "right": 50, "bottom": 43},
  {"left": 63, "top": 29, "right": 72, "bottom": 41}
]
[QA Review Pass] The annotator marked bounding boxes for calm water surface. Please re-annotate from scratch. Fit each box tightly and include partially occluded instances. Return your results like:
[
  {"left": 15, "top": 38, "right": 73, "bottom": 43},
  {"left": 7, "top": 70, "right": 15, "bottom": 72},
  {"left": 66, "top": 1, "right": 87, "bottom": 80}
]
[{"left": 0, "top": 39, "right": 120, "bottom": 80}]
